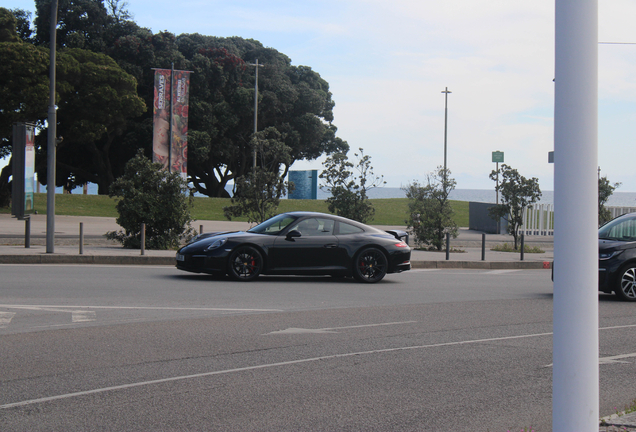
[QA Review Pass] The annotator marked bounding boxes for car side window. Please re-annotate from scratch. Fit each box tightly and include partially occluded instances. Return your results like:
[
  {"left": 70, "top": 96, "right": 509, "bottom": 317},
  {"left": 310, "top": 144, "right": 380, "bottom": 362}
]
[
  {"left": 606, "top": 218, "right": 636, "bottom": 240},
  {"left": 293, "top": 218, "right": 335, "bottom": 236},
  {"left": 337, "top": 222, "right": 364, "bottom": 235}
]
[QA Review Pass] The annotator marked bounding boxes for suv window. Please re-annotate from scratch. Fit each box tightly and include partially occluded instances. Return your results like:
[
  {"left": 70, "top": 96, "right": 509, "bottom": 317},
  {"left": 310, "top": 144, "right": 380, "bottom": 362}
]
[{"left": 599, "top": 215, "right": 636, "bottom": 241}]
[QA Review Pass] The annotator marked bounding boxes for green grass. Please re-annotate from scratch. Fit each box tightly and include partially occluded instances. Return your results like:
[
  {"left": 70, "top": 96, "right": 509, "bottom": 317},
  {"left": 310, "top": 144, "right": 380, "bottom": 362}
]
[
  {"left": 2, "top": 193, "right": 470, "bottom": 227},
  {"left": 490, "top": 243, "right": 545, "bottom": 253}
]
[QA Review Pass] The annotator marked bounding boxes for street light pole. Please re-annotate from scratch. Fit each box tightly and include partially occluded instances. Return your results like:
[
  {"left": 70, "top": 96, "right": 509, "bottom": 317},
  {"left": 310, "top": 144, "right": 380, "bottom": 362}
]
[
  {"left": 46, "top": 0, "right": 58, "bottom": 254},
  {"left": 442, "top": 87, "right": 451, "bottom": 182},
  {"left": 248, "top": 59, "right": 264, "bottom": 172}
]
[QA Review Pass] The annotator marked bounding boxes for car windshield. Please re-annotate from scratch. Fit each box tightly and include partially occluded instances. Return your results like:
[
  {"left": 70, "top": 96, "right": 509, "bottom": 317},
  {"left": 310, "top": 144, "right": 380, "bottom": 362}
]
[
  {"left": 247, "top": 214, "right": 298, "bottom": 235},
  {"left": 599, "top": 214, "right": 636, "bottom": 241}
]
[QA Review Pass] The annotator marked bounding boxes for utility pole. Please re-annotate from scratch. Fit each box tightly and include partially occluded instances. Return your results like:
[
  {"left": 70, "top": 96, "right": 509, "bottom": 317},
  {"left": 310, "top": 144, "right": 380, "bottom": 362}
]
[
  {"left": 46, "top": 0, "right": 58, "bottom": 254},
  {"left": 248, "top": 59, "right": 264, "bottom": 172},
  {"left": 442, "top": 87, "right": 451, "bottom": 184}
]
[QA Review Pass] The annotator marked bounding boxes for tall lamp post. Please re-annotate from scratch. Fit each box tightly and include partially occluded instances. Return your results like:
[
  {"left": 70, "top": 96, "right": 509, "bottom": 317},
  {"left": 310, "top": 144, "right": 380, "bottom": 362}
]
[
  {"left": 248, "top": 59, "right": 264, "bottom": 172},
  {"left": 46, "top": 0, "right": 58, "bottom": 254},
  {"left": 441, "top": 87, "right": 451, "bottom": 182}
]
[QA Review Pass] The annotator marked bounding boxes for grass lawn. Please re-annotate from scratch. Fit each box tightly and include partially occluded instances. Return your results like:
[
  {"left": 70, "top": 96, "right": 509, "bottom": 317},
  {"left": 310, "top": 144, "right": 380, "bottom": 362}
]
[{"left": 1, "top": 193, "right": 470, "bottom": 227}]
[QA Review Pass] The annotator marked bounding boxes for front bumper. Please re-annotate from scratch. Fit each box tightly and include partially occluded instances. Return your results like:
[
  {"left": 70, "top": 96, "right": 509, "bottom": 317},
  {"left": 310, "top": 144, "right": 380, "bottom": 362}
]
[{"left": 176, "top": 251, "right": 229, "bottom": 275}]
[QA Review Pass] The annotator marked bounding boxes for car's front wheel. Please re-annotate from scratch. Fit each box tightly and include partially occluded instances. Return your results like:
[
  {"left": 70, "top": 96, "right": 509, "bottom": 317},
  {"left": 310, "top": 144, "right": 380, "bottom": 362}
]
[
  {"left": 228, "top": 246, "right": 263, "bottom": 281},
  {"left": 616, "top": 264, "right": 636, "bottom": 301},
  {"left": 353, "top": 247, "right": 388, "bottom": 283}
]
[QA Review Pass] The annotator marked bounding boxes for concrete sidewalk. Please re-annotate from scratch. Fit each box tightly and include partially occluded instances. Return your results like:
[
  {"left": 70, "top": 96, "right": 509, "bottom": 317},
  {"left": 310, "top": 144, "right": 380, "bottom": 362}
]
[{"left": 0, "top": 214, "right": 553, "bottom": 268}]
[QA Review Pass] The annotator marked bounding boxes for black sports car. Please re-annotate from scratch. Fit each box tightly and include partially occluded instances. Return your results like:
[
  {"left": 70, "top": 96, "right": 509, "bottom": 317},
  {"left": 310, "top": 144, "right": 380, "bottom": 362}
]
[
  {"left": 599, "top": 212, "right": 636, "bottom": 301},
  {"left": 176, "top": 211, "right": 411, "bottom": 283}
]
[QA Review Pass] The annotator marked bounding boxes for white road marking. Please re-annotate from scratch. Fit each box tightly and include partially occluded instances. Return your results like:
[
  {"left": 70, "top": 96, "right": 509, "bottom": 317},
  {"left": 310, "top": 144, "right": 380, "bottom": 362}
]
[
  {"left": 266, "top": 321, "right": 418, "bottom": 335},
  {"left": 0, "top": 304, "right": 283, "bottom": 312},
  {"left": 482, "top": 270, "right": 521, "bottom": 275},
  {"left": 3, "top": 324, "right": 635, "bottom": 410},
  {"left": 72, "top": 311, "right": 97, "bottom": 323},
  {"left": 543, "top": 352, "right": 636, "bottom": 368},
  {"left": 0, "top": 312, "right": 15, "bottom": 327},
  {"left": 599, "top": 352, "right": 636, "bottom": 364}
]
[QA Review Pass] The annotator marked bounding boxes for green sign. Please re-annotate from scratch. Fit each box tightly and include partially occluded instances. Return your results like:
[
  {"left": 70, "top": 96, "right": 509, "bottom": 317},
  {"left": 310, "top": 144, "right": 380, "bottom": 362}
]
[{"left": 492, "top": 151, "right": 504, "bottom": 163}]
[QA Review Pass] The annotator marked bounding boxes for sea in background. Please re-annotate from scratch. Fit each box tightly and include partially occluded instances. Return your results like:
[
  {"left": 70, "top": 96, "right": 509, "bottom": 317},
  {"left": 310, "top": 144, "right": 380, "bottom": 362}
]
[{"left": 40, "top": 183, "right": 636, "bottom": 208}]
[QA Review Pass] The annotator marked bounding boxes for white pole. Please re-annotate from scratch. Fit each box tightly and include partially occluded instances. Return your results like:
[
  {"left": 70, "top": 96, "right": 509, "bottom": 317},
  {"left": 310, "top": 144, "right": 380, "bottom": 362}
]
[{"left": 553, "top": 1, "right": 599, "bottom": 431}]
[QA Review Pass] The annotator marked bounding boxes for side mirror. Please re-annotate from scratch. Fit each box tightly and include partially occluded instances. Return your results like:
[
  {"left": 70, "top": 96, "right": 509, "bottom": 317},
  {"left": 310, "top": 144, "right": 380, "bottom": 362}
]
[{"left": 286, "top": 229, "right": 301, "bottom": 240}]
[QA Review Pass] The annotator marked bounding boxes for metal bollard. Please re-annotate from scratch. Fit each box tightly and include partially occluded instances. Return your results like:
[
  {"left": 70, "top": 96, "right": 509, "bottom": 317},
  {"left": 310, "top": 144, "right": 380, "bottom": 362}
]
[
  {"left": 141, "top": 223, "right": 146, "bottom": 256},
  {"left": 445, "top": 233, "right": 450, "bottom": 261},
  {"left": 520, "top": 234, "right": 525, "bottom": 261},
  {"left": 79, "top": 222, "right": 84, "bottom": 255},
  {"left": 200, "top": 224, "right": 203, "bottom": 235},
  {"left": 481, "top": 233, "right": 486, "bottom": 261},
  {"left": 25, "top": 217, "right": 31, "bottom": 248}
]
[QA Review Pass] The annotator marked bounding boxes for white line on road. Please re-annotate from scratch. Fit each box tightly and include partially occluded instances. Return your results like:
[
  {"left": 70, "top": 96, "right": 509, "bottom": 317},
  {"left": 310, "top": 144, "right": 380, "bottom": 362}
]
[
  {"left": 266, "top": 321, "right": 418, "bottom": 335},
  {"left": 0, "top": 304, "right": 283, "bottom": 312},
  {"left": 72, "top": 311, "right": 97, "bottom": 323},
  {"left": 482, "top": 270, "right": 521, "bottom": 275},
  {"left": 3, "top": 323, "right": 635, "bottom": 410}
]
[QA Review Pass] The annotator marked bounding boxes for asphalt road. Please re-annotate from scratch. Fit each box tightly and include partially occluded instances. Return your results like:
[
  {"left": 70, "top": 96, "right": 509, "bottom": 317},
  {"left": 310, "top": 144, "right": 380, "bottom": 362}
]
[{"left": 1, "top": 265, "right": 635, "bottom": 431}]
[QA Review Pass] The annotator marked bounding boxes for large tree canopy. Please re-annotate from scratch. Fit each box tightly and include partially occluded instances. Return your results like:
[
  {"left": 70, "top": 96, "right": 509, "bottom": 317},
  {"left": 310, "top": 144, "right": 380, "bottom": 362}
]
[
  {"left": 178, "top": 34, "right": 348, "bottom": 197},
  {"left": 2, "top": 1, "right": 347, "bottom": 202},
  {"left": 44, "top": 48, "right": 146, "bottom": 194},
  {"left": 0, "top": 7, "right": 145, "bottom": 203}
]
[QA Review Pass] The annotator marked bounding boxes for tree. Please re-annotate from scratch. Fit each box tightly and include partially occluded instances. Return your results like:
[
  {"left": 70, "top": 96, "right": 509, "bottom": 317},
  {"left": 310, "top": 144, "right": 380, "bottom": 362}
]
[
  {"left": 223, "top": 127, "right": 293, "bottom": 224},
  {"left": 489, "top": 164, "right": 542, "bottom": 249},
  {"left": 403, "top": 167, "right": 458, "bottom": 251},
  {"left": 0, "top": 8, "right": 20, "bottom": 43},
  {"left": 0, "top": 12, "right": 57, "bottom": 206},
  {"left": 599, "top": 175, "right": 621, "bottom": 226},
  {"left": 34, "top": 0, "right": 111, "bottom": 51},
  {"left": 177, "top": 34, "right": 348, "bottom": 197},
  {"left": 106, "top": 150, "right": 195, "bottom": 249},
  {"left": 36, "top": 48, "right": 146, "bottom": 194},
  {"left": 24, "top": 5, "right": 347, "bottom": 197},
  {"left": 319, "top": 148, "right": 384, "bottom": 223}
]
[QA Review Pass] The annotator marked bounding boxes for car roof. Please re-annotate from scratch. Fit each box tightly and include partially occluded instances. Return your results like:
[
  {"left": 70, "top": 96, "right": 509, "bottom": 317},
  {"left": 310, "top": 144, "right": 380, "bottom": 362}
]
[{"left": 280, "top": 211, "right": 384, "bottom": 233}]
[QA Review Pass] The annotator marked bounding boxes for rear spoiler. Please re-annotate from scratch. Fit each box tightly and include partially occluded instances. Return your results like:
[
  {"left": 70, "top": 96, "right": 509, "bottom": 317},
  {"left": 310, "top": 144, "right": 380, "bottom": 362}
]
[{"left": 385, "top": 229, "right": 409, "bottom": 244}]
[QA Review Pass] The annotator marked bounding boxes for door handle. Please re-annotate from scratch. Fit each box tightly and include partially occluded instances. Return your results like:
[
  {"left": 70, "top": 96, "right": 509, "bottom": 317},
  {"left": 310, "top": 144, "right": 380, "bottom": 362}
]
[{"left": 324, "top": 244, "right": 337, "bottom": 248}]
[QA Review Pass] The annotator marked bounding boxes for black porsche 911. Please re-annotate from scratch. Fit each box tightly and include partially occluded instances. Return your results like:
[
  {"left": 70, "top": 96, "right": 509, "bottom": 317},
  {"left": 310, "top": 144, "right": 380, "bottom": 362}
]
[{"left": 176, "top": 211, "right": 411, "bottom": 283}]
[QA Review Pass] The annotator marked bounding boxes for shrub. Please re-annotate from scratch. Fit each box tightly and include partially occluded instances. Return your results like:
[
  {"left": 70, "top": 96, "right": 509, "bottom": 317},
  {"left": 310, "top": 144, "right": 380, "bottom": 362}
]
[{"left": 106, "top": 150, "right": 195, "bottom": 249}]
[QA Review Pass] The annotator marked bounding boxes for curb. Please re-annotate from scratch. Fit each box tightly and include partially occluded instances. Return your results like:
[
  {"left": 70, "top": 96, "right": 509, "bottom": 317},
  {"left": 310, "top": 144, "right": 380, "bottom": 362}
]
[
  {"left": 0, "top": 255, "right": 174, "bottom": 265},
  {"left": 0, "top": 255, "right": 553, "bottom": 269},
  {"left": 411, "top": 260, "right": 552, "bottom": 270}
]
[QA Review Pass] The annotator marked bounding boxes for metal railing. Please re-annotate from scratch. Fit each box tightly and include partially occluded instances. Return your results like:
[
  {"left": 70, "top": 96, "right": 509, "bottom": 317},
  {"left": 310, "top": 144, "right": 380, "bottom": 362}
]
[{"left": 518, "top": 205, "right": 636, "bottom": 236}]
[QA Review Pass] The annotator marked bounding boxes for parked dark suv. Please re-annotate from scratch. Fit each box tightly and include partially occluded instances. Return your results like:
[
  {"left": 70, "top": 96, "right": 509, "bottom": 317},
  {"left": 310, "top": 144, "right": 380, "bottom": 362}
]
[{"left": 599, "top": 212, "right": 636, "bottom": 301}]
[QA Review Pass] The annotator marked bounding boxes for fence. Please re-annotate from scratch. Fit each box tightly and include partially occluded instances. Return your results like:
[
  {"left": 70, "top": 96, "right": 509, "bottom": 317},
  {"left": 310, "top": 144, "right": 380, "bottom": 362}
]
[
  {"left": 520, "top": 204, "right": 554, "bottom": 236},
  {"left": 518, "top": 205, "right": 636, "bottom": 236}
]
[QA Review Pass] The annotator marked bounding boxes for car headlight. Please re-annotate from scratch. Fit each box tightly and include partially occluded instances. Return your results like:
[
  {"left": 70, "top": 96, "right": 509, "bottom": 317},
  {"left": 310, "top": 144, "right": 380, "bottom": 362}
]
[
  {"left": 204, "top": 238, "right": 227, "bottom": 251},
  {"left": 599, "top": 250, "right": 622, "bottom": 260}
]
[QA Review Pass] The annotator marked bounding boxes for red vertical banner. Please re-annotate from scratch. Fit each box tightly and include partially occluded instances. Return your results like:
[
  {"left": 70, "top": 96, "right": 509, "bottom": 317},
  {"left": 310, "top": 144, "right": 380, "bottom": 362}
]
[
  {"left": 171, "top": 71, "right": 190, "bottom": 180},
  {"left": 152, "top": 69, "right": 171, "bottom": 170}
]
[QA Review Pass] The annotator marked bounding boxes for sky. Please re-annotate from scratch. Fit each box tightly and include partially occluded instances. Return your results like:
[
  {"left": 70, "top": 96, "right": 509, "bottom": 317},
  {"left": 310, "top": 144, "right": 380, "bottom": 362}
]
[{"left": 4, "top": 0, "right": 636, "bottom": 192}]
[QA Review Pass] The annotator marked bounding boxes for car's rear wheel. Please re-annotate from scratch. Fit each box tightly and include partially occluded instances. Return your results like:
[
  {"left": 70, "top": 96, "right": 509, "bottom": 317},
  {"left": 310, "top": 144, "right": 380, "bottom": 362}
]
[
  {"left": 353, "top": 247, "right": 388, "bottom": 283},
  {"left": 616, "top": 264, "right": 636, "bottom": 301},
  {"left": 228, "top": 246, "right": 263, "bottom": 281}
]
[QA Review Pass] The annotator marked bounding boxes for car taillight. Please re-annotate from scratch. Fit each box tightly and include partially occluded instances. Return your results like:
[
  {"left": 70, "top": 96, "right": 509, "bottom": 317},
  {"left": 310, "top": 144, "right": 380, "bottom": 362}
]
[{"left": 395, "top": 241, "right": 408, "bottom": 248}]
